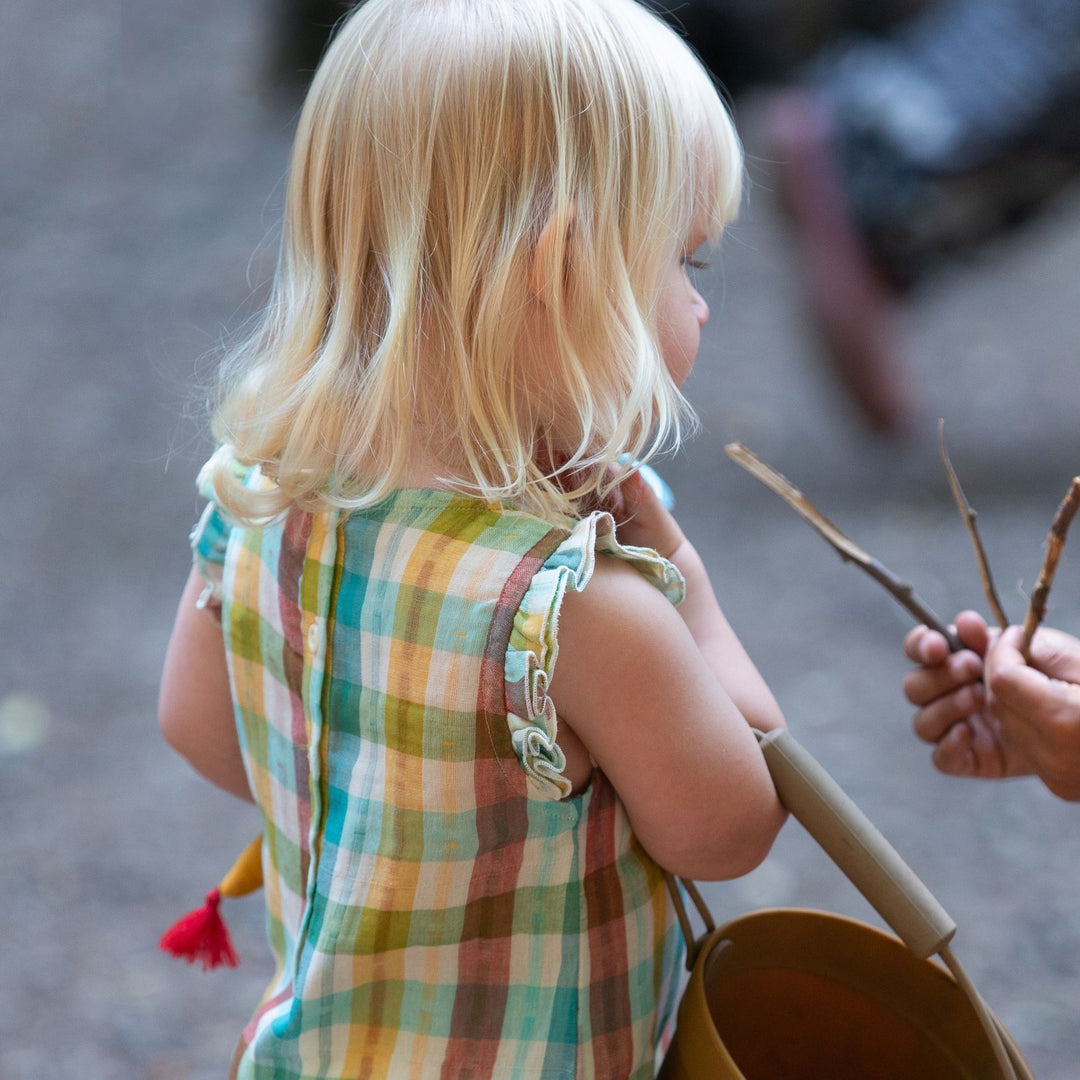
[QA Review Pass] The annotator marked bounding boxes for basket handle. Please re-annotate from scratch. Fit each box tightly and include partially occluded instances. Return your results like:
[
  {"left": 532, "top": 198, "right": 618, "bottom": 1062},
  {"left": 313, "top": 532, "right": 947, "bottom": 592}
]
[
  {"left": 664, "top": 728, "right": 1028, "bottom": 1080},
  {"left": 754, "top": 728, "right": 956, "bottom": 959}
]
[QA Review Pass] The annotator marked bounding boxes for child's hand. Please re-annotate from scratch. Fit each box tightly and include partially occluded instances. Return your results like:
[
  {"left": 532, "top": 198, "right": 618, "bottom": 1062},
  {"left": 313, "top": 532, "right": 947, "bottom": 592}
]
[
  {"left": 605, "top": 469, "right": 687, "bottom": 560},
  {"left": 903, "top": 611, "right": 1032, "bottom": 782}
]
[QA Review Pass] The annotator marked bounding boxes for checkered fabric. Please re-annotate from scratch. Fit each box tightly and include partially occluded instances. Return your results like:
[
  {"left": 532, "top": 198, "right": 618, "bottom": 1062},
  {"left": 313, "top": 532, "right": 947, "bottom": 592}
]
[{"left": 192, "top": 456, "right": 686, "bottom": 1079}]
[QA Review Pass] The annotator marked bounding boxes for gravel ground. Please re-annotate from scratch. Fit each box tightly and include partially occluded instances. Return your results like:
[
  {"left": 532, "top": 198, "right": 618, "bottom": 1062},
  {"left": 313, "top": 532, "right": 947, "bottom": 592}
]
[{"left": 2, "top": 2, "right": 1078, "bottom": 1077}]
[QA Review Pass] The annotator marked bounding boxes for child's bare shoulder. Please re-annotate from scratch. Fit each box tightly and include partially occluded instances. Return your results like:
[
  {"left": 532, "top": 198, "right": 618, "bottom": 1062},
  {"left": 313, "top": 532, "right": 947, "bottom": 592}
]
[
  {"left": 551, "top": 550, "right": 689, "bottom": 701},
  {"left": 566, "top": 549, "right": 680, "bottom": 629}
]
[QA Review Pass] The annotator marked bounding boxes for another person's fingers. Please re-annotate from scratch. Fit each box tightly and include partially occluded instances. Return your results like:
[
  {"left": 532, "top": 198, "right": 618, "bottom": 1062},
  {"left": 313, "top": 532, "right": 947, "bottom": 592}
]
[
  {"left": 903, "top": 624, "right": 951, "bottom": 666},
  {"left": 989, "top": 628, "right": 1080, "bottom": 732},
  {"left": 1013, "top": 625, "right": 1080, "bottom": 685},
  {"left": 953, "top": 610, "right": 991, "bottom": 655},
  {"left": 911, "top": 681, "right": 985, "bottom": 743},
  {"left": 987, "top": 628, "right": 1080, "bottom": 798},
  {"left": 929, "top": 721, "right": 976, "bottom": 777},
  {"left": 903, "top": 650, "right": 982, "bottom": 707},
  {"left": 966, "top": 711, "right": 1009, "bottom": 779}
]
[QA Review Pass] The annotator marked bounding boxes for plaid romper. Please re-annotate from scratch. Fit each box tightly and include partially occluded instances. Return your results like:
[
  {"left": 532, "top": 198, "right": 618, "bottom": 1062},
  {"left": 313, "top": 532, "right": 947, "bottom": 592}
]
[{"left": 193, "top": 459, "right": 686, "bottom": 1079}]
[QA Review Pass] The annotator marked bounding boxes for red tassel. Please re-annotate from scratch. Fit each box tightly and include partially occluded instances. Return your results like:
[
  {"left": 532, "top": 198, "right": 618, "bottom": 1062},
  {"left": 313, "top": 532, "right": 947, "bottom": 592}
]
[{"left": 159, "top": 888, "right": 239, "bottom": 970}]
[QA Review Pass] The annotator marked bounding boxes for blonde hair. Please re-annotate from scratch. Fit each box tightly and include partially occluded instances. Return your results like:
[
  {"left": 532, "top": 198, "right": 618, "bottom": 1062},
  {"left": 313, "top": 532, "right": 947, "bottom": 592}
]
[{"left": 211, "top": 0, "right": 742, "bottom": 522}]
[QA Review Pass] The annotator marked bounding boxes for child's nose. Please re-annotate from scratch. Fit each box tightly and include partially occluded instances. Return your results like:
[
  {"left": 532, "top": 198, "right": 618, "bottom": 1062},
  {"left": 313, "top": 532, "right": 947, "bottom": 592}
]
[{"left": 693, "top": 289, "right": 709, "bottom": 327}]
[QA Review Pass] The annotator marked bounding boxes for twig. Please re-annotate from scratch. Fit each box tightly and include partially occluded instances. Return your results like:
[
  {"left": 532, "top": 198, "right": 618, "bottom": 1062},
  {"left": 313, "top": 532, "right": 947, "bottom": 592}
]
[
  {"left": 937, "top": 420, "right": 1009, "bottom": 630},
  {"left": 725, "top": 443, "right": 961, "bottom": 652},
  {"left": 1021, "top": 477, "right": 1080, "bottom": 658}
]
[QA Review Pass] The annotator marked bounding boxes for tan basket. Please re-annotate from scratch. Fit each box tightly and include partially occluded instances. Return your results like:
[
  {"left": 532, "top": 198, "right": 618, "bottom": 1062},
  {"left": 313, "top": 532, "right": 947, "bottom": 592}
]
[{"left": 659, "top": 730, "right": 1033, "bottom": 1080}]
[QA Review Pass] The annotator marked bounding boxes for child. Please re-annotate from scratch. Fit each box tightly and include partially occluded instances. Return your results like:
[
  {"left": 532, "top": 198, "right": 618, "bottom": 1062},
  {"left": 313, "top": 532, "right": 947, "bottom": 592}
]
[
  {"left": 159, "top": 0, "right": 788, "bottom": 1075},
  {"left": 904, "top": 612, "right": 1080, "bottom": 801}
]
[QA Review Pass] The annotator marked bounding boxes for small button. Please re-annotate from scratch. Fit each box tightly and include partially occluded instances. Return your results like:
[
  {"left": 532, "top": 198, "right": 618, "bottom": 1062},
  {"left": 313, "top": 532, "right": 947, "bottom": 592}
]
[{"left": 307, "top": 621, "right": 322, "bottom": 652}]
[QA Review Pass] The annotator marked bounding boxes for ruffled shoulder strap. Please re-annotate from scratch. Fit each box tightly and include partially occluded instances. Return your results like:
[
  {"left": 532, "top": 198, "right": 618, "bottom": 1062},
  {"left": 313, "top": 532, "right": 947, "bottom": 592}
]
[
  {"left": 503, "top": 511, "right": 685, "bottom": 800},
  {"left": 189, "top": 447, "right": 260, "bottom": 609}
]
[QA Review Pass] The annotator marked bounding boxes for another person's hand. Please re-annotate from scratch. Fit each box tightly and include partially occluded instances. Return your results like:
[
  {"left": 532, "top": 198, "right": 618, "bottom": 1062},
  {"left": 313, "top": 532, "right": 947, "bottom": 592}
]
[
  {"left": 903, "top": 611, "right": 1033, "bottom": 784},
  {"left": 904, "top": 610, "right": 1080, "bottom": 800},
  {"left": 983, "top": 625, "right": 1080, "bottom": 801}
]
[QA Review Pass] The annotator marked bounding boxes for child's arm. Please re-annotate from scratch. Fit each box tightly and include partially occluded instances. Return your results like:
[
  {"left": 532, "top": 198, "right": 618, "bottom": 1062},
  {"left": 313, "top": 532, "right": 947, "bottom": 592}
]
[
  {"left": 548, "top": 474, "right": 787, "bottom": 882},
  {"left": 612, "top": 471, "right": 786, "bottom": 734},
  {"left": 159, "top": 567, "right": 253, "bottom": 802}
]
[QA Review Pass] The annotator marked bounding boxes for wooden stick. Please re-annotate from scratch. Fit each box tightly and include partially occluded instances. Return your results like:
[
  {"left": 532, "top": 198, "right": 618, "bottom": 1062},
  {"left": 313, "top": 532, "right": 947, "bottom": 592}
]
[
  {"left": 725, "top": 443, "right": 961, "bottom": 652},
  {"left": 1021, "top": 477, "right": 1080, "bottom": 658},
  {"left": 937, "top": 420, "right": 1009, "bottom": 630}
]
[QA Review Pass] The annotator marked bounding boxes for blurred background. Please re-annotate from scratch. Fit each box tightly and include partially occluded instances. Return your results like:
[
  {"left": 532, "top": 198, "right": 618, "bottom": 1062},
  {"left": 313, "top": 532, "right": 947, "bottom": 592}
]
[{"left": 2, "top": 0, "right": 1079, "bottom": 1076}]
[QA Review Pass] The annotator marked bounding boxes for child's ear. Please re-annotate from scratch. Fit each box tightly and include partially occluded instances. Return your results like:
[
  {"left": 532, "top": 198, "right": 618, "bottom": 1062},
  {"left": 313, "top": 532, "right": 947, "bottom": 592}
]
[{"left": 530, "top": 202, "right": 576, "bottom": 307}]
